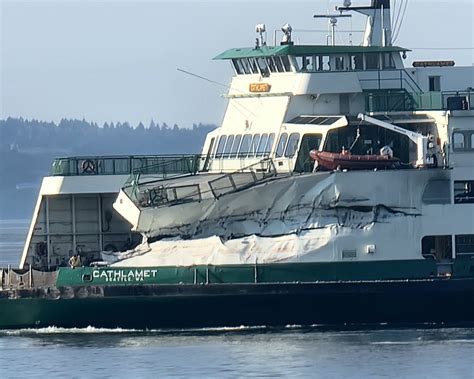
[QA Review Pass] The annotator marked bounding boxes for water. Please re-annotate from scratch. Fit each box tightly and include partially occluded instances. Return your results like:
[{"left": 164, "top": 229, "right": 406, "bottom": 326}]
[{"left": 0, "top": 221, "right": 473, "bottom": 378}]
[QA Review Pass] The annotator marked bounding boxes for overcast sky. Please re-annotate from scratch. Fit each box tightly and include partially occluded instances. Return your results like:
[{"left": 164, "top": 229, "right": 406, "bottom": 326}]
[{"left": 1, "top": 0, "right": 473, "bottom": 128}]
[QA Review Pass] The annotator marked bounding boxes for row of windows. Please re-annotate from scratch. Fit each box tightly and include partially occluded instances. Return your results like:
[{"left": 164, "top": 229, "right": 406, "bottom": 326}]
[
  {"left": 295, "top": 53, "right": 396, "bottom": 72},
  {"left": 213, "top": 133, "right": 276, "bottom": 158},
  {"left": 210, "top": 132, "right": 303, "bottom": 159},
  {"left": 275, "top": 133, "right": 300, "bottom": 158},
  {"left": 232, "top": 56, "right": 292, "bottom": 76},
  {"left": 454, "top": 181, "right": 474, "bottom": 204},
  {"left": 453, "top": 130, "right": 474, "bottom": 151},
  {"left": 422, "top": 235, "right": 474, "bottom": 259}
]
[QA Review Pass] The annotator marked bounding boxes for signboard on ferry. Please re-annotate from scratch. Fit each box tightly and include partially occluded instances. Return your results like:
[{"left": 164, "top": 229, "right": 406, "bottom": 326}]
[{"left": 249, "top": 83, "right": 271, "bottom": 93}]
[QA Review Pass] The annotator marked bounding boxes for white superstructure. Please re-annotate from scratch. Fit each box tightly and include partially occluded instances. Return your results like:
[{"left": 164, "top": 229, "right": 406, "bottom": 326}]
[{"left": 21, "top": 0, "right": 474, "bottom": 271}]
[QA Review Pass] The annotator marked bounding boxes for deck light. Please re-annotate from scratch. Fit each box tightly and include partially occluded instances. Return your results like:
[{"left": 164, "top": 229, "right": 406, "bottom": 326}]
[
  {"left": 281, "top": 23, "right": 293, "bottom": 44},
  {"left": 255, "top": 24, "right": 266, "bottom": 47}
]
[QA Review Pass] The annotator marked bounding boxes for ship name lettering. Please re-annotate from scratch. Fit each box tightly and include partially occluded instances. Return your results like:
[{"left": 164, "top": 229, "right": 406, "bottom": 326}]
[{"left": 92, "top": 269, "right": 158, "bottom": 282}]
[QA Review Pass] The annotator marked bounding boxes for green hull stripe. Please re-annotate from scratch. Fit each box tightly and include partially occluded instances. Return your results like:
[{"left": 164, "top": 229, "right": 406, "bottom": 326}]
[{"left": 53, "top": 260, "right": 464, "bottom": 287}]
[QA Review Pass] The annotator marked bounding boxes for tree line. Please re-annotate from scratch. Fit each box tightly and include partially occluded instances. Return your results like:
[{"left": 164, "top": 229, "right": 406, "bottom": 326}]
[
  {"left": 0, "top": 117, "right": 216, "bottom": 218},
  {"left": 0, "top": 117, "right": 215, "bottom": 156}
]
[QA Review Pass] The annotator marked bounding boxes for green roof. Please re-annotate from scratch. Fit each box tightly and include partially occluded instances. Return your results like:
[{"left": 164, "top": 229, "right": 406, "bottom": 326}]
[{"left": 214, "top": 45, "right": 410, "bottom": 60}]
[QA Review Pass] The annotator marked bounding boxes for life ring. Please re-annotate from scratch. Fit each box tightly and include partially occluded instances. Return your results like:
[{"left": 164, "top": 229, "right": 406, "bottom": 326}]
[{"left": 81, "top": 159, "right": 96, "bottom": 174}]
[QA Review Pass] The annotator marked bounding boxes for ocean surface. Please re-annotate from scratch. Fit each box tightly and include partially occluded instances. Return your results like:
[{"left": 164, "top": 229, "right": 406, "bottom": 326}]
[{"left": 0, "top": 220, "right": 473, "bottom": 379}]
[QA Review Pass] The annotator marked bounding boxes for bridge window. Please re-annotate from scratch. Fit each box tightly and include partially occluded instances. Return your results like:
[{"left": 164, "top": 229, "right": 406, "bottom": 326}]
[
  {"left": 365, "top": 53, "right": 380, "bottom": 70},
  {"left": 296, "top": 56, "right": 312, "bottom": 72},
  {"left": 266, "top": 57, "right": 277, "bottom": 73},
  {"left": 248, "top": 58, "right": 259, "bottom": 74},
  {"left": 275, "top": 133, "right": 288, "bottom": 157},
  {"left": 285, "top": 133, "right": 300, "bottom": 158},
  {"left": 230, "top": 135, "right": 242, "bottom": 158},
  {"left": 351, "top": 54, "right": 363, "bottom": 70},
  {"left": 256, "top": 58, "right": 270, "bottom": 77},
  {"left": 223, "top": 135, "right": 235, "bottom": 158},
  {"left": 318, "top": 55, "right": 330, "bottom": 71},
  {"left": 455, "top": 234, "right": 474, "bottom": 255},
  {"left": 273, "top": 57, "right": 284, "bottom": 72},
  {"left": 454, "top": 181, "right": 474, "bottom": 204},
  {"left": 232, "top": 59, "right": 243, "bottom": 75},
  {"left": 215, "top": 135, "right": 227, "bottom": 158},
  {"left": 256, "top": 134, "right": 268, "bottom": 157},
  {"left": 241, "top": 59, "right": 251, "bottom": 74},
  {"left": 335, "top": 56, "right": 345, "bottom": 71},
  {"left": 382, "top": 53, "right": 396, "bottom": 69},
  {"left": 281, "top": 56, "right": 292, "bottom": 71},
  {"left": 238, "top": 134, "right": 252, "bottom": 157}
]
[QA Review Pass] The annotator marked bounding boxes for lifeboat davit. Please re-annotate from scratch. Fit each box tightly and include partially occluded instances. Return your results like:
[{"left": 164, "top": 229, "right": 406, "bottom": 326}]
[{"left": 309, "top": 150, "right": 400, "bottom": 171}]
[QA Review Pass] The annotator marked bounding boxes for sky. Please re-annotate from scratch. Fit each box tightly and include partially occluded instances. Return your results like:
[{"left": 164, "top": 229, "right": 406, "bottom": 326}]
[{"left": 1, "top": 0, "right": 473, "bottom": 128}]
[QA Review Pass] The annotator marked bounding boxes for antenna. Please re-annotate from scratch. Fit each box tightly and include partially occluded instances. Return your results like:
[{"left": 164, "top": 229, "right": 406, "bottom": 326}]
[{"left": 313, "top": 14, "right": 351, "bottom": 46}]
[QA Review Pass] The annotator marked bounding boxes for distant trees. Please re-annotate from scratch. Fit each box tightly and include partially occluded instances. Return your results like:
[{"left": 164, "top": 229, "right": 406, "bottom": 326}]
[
  {"left": 0, "top": 117, "right": 217, "bottom": 217},
  {"left": 0, "top": 117, "right": 216, "bottom": 156}
]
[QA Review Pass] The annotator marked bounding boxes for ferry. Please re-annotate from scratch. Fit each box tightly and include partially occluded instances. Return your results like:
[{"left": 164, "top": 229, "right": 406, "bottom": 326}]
[{"left": 1, "top": 0, "right": 473, "bottom": 329}]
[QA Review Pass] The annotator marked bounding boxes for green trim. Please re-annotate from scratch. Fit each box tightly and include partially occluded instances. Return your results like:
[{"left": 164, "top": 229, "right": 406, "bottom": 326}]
[
  {"left": 214, "top": 45, "right": 410, "bottom": 60},
  {"left": 56, "top": 260, "right": 444, "bottom": 287}
]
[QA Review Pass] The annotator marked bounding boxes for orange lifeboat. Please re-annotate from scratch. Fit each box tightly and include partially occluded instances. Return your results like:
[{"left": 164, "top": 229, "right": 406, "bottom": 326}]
[{"left": 309, "top": 150, "right": 400, "bottom": 171}]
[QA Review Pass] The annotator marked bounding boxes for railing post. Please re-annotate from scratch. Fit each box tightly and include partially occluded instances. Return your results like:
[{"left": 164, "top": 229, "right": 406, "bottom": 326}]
[{"left": 29, "top": 265, "right": 32, "bottom": 288}]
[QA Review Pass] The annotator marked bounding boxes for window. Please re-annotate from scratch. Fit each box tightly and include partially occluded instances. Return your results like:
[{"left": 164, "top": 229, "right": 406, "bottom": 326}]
[
  {"left": 240, "top": 59, "right": 251, "bottom": 74},
  {"left": 256, "top": 134, "right": 268, "bottom": 157},
  {"left": 215, "top": 135, "right": 227, "bottom": 157},
  {"left": 275, "top": 133, "right": 288, "bottom": 157},
  {"left": 284, "top": 133, "right": 300, "bottom": 158},
  {"left": 318, "top": 56, "right": 330, "bottom": 71},
  {"left": 232, "top": 59, "right": 243, "bottom": 75},
  {"left": 265, "top": 133, "right": 275, "bottom": 156},
  {"left": 335, "top": 56, "right": 345, "bottom": 71},
  {"left": 223, "top": 135, "right": 234, "bottom": 158},
  {"left": 351, "top": 54, "right": 363, "bottom": 70},
  {"left": 273, "top": 56, "right": 284, "bottom": 72},
  {"left": 257, "top": 57, "right": 270, "bottom": 77},
  {"left": 281, "top": 56, "right": 292, "bottom": 72},
  {"left": 453, "top": 132, "right": 465, "bottom": 150},
  {"left": 454, "top": 181, "right": 474, "bottom": 204},
  {"left": 296, "top": 56, "right": 311, "bottom": 72},
  {"left": 429, "top": 76, "right": 441, "bottom": 92},
  {"left": 230, "top": 135, "right": 242, "bottom": 158},
  {"left": 365, "top": 53, "right": 380, "bottom": 69},
  {"left": 248, "top": 58, "right": 259, "bottom": 74},
  {"left": 238, "top": 134, "right": 252, "bottom": 157},
  {"left": 248, "top": 134, "right": 261, "bottom": 157},
  {"left": 422, "top": 235, "right": 452, "bottom": 260},
  {"left": 382, "top": 53, "right": 395, "bottom": 69},
  {"left": 455, "top": 234, "right": 474, "bottom": 255},
  {"left": 453, "top": 131, "right": 474, "bottom": 151},
  {"left": 266, "top": 57, "right": 277, "bottom": 73},
  {"left": 295, "top": 133, "right": 323, "bottom": 173}
]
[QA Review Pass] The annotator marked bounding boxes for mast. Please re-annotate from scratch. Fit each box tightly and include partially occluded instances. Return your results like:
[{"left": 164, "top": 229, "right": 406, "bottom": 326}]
[{"left": 337, "top": 0, "right": 392, "bottom": 47}]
